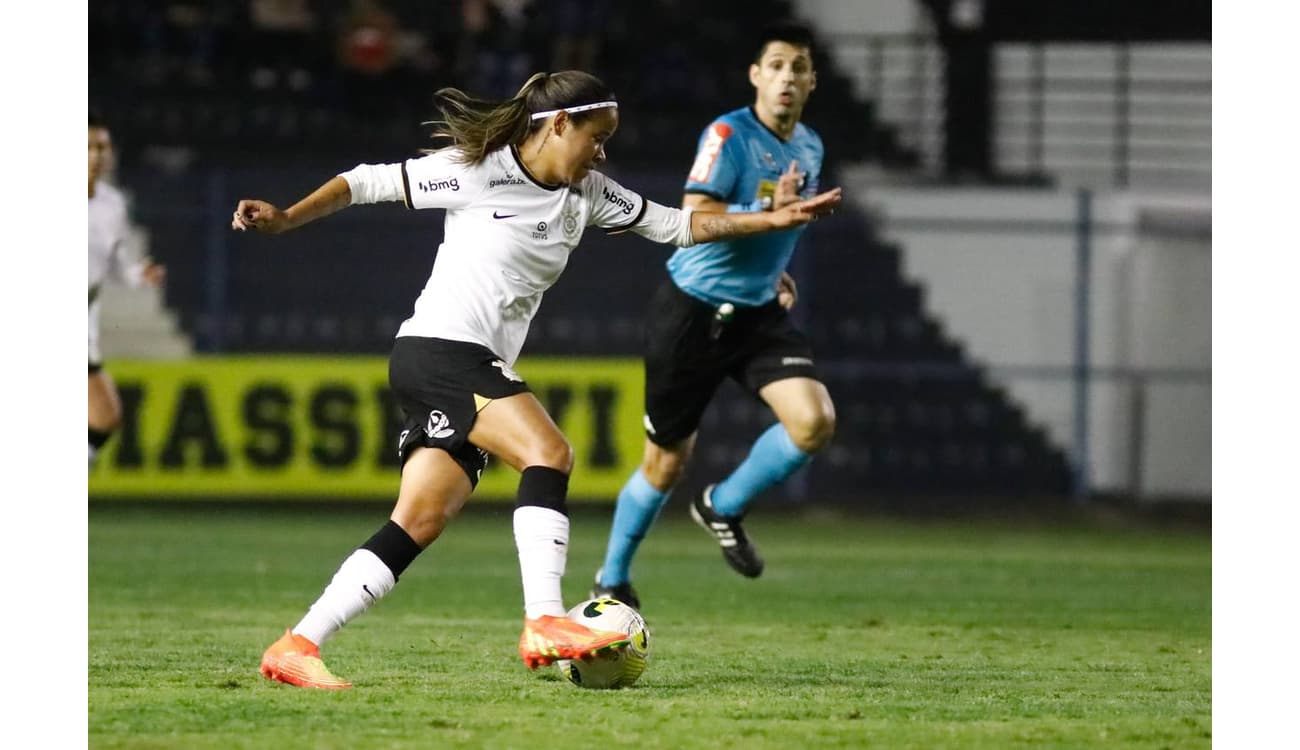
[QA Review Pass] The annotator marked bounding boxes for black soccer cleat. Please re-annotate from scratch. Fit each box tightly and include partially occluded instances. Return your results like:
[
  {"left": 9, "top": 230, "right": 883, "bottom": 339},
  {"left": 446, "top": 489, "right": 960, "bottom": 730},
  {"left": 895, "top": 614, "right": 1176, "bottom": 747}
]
[
  {"left": 590, "top": 571, "right": 642, "bottom": 610},
  {"left": 690, "top": 484, "right": 764, "bottom": 578}
]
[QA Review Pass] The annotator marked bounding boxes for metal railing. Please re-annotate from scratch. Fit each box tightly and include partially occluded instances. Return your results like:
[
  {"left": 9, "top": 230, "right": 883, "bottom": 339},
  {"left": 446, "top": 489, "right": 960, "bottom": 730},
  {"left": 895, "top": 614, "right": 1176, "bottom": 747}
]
[
  {"left": 864, "top": 186, "right": 1211, "bottom": 502},
  {"left": 995, "top": 42, "right": 1211, "bottom": 190},
  {"left": 819, "top": 34, "right": 1210, "bottom": 190}
]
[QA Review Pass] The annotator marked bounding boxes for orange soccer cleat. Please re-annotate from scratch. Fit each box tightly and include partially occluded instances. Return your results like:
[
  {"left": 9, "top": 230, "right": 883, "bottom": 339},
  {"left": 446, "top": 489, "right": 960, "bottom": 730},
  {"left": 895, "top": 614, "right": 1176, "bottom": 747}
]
[
  {"left": 259, "top": 629, "right": 353, "bottom": 690},
  {"left": 518, "top": 615, "right": 630, "bottom": 670}
]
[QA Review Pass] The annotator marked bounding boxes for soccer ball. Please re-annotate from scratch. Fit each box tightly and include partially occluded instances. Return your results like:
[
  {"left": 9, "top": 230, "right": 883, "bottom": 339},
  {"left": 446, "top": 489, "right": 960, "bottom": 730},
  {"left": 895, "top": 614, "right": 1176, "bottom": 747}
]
[{"left": 558, "top": 597, "right": 651, "bottom": 689}]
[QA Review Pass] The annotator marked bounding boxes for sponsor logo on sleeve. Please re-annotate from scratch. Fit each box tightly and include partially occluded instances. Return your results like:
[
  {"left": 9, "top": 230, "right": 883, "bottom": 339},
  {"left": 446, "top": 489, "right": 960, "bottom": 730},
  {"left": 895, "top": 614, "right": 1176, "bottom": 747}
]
[
  {"left": 417, "top": 176, "right": 460, "bottom": 193},
  {"left": 688, "top": 122, "right": 733, "bottom": 183},
  {"left": 601, "top": 187, "right": 636, "bottom": 215}
]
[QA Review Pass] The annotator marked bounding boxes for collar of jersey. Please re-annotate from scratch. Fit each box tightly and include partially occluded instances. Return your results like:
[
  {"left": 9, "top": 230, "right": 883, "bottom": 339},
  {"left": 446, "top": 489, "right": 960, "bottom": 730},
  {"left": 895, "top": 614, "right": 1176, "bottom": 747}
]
[
  {"left": 747, "top": 106, "right": 795, "bottom": 144},
  {"left": 509, "top": 145, "right": 565, "bottom": 191}
]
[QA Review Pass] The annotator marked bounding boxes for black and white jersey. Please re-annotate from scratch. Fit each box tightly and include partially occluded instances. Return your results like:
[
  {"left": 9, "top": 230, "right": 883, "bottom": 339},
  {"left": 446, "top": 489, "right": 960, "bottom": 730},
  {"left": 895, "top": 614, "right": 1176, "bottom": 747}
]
[{"left": 340, "top": 145, "right": 693, "bottom": 365}]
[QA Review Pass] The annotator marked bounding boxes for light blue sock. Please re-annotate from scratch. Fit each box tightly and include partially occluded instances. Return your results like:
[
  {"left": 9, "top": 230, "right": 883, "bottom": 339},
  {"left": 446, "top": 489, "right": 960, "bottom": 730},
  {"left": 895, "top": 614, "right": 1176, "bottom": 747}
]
[
  {"left": 598, "top": 469, "right": 670, "bottom": 586},
  {"left": 710, "top": 423, "right": 810, "bottom": 518}
]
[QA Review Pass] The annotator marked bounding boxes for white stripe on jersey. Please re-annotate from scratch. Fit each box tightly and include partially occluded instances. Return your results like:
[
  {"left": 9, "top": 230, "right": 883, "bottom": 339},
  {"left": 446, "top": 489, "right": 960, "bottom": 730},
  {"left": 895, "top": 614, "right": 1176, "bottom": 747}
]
[{"left": 340, "top": 145, "right": 691, "bottom": 365}]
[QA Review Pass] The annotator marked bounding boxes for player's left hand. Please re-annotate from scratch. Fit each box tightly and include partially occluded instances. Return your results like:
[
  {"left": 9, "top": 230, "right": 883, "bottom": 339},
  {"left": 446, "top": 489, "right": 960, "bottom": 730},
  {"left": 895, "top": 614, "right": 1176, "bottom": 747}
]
[
  {"left": 776, "top": 271, "right": 797, "bottom": 310},
  {"left": 772, "top": 160, "right": 804, "bottom": 210}
]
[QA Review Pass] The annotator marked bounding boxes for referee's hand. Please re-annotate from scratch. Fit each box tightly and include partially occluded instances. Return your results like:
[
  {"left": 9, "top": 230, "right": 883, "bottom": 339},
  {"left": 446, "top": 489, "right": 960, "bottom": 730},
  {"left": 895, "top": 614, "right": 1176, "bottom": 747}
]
[
  {"left": 772, "top": 160, "right": 805, "bottom": 210},
  {"left": 771, "top": 187, "right": 840, "bottom": 229},
  {"left": 776, "top": 272, "right": 798, "bottom": 310}
]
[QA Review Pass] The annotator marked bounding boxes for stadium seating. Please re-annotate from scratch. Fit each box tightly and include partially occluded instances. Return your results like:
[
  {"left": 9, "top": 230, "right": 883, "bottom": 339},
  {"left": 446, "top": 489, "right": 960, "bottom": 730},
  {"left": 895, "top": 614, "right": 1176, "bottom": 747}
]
[{"left": 96, "top": 1, "right": 1070, "bottom": 499}]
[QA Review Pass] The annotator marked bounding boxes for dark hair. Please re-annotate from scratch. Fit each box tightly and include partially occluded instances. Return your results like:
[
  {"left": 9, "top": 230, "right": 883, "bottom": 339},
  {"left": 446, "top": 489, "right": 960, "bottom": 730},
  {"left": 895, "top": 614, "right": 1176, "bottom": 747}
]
[
  {"left": 89, "top": 107, "right": 106, "bottom": 129},
  {"left": 425, "top": 71, "right": 617, "bottom": 164},
  {"left": 753, "top": 21, "right": 815, "bottom": 62}
]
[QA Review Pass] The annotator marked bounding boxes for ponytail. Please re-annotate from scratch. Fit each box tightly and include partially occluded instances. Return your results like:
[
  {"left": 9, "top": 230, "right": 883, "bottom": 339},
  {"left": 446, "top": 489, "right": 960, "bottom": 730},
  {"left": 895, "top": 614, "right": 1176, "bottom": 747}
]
[{"left": 424, "top": 71, "right": 615, "bottom": 165}]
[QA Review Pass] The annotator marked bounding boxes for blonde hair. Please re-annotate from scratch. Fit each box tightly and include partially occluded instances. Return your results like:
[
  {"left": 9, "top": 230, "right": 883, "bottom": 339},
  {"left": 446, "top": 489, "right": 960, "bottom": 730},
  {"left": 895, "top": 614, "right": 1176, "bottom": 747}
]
[{"left": 425, "top": 71, "right": 616, "bottom": 164}]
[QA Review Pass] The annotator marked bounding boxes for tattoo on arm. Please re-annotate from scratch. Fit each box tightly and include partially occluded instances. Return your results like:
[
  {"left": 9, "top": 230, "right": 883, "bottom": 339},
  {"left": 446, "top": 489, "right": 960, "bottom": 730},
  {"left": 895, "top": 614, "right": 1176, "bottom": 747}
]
[{"left": 699, "top": 215, "right": 741, "bottom": 241}]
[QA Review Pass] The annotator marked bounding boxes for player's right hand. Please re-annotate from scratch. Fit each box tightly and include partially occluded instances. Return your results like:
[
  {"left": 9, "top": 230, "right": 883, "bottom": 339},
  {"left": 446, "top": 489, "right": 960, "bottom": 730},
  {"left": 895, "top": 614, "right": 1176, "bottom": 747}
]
[
  {"left": 232, "top": 200, "right": 288, "bottom": 234},
  {"left": 142, "top": 262, "right": 167, "bottom": 288},
  {"left": 773, "top": 187, "right": 841, "bottom": 228}
]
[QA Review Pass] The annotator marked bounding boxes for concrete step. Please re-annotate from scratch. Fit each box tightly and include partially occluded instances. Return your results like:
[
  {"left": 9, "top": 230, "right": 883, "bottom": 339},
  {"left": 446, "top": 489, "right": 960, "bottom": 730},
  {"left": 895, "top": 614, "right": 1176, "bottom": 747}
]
[{"left": 97, "top": 283, "right": 193, "bottom": 359}]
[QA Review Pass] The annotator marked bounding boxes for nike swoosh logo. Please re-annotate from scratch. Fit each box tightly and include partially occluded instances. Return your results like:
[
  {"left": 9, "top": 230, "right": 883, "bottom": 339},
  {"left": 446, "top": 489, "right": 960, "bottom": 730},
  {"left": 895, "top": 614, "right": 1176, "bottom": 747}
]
[
  {"left": 493, "top": 211, "right": 517, "bottom": 219},
  {"left": 362, "top": 584, "right": 376, "bottom": 602},
  {"left": 553, "top": 539, "right": 566, "bottom": 546}
]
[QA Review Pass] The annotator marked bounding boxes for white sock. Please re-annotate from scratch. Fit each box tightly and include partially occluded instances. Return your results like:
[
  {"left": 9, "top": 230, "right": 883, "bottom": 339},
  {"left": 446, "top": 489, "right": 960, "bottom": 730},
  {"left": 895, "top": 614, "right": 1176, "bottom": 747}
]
[
  {"left": 513, "top": 506, "right": 569, "bottom": 619},
  {"left": 292, "top": 549, "right": 396, "bottom": 646}
]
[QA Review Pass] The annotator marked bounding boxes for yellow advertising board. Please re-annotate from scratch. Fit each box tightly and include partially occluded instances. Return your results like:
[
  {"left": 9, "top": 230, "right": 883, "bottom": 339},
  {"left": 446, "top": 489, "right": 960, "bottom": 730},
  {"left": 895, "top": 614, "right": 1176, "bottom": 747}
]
[{"left": 88, "top": 356, "right": 644, "bottom": 501}]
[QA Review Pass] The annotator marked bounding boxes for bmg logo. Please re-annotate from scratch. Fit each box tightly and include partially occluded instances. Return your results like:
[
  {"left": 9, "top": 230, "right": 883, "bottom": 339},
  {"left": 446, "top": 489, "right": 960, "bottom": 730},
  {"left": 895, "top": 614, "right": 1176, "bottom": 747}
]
[
  {"left": 602, "top": 187, "right": 635, "bottom": 215},
  {"left": 418, "top": 177, "right": 460, "bottom": 193}
]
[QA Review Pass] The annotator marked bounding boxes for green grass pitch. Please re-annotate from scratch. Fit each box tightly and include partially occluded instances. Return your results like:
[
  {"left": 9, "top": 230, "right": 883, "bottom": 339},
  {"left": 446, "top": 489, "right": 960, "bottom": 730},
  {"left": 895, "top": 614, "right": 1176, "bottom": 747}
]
[{"left": 89, "top": 503, "right": 1210, "bottom": 749}]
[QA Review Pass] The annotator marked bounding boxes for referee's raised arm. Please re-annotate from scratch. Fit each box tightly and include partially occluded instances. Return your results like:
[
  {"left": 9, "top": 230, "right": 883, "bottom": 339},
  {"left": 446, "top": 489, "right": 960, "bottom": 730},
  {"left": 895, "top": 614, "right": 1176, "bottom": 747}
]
[{"left": 688, "top": 186, "right": 841, "bottom": 243}]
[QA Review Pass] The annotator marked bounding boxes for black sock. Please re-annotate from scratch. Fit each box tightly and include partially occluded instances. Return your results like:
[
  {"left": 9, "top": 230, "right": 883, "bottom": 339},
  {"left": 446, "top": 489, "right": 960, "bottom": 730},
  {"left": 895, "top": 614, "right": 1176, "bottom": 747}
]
[
  {"left": 360, "top": 520, "right": 423, "bottom": 580},
  {"left": 516, "top": 466, "right": 570, "bottom": 516},
  {"left": 89, "top": 428, "right": 112, "bottom": 449}
]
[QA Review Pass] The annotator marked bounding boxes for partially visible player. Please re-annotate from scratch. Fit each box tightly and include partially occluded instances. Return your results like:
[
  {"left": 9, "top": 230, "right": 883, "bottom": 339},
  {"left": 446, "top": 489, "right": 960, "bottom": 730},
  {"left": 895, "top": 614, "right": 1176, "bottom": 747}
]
[
  {"left": 232, "top": 69, "right": 841, "bottom": 688},
  {"left": 88, "top": 112, "right": 165, "bottom": 468},
  {"left": 592, "top": 23, "right": 836, "bottom": 608}
]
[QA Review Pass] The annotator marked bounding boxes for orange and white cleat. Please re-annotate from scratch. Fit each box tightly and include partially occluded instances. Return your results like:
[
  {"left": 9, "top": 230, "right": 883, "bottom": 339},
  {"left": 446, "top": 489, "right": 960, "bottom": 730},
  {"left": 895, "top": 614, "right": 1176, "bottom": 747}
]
[
  {"left": 260, "top": 629, "right": 352, "bottom": 690},
  {"left": 518, "top": 614, "right": 630, "bottom": 670}
]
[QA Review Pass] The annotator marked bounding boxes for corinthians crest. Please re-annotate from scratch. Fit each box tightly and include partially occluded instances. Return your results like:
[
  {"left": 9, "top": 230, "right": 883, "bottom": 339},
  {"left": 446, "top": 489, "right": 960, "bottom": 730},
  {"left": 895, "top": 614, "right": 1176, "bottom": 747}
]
[{"left": 562, "top": 196, "right": 581, "bottom": 239}]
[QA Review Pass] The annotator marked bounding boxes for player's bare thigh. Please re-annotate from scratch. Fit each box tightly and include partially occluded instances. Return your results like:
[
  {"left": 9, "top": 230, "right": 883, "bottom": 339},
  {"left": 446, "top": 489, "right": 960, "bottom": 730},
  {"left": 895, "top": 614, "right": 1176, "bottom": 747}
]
[
  {"left": 468, "top": 392, "right": 574, "bottom": 473},
  {"left": 88, "top": 370, "right": 123, "bottom": 431},
  {"left": 759, "top": 376, "right": 836, "bottom": 452}
]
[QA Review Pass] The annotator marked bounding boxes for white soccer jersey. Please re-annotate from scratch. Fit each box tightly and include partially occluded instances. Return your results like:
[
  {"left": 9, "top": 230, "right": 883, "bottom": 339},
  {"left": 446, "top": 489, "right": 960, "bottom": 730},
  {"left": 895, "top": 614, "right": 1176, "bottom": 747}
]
[
  {"left": 340, "top": 145, "right": 693, "bottom": 365},
  {"left": 88, "top": 182, "right": 146, "bottom": 363}
]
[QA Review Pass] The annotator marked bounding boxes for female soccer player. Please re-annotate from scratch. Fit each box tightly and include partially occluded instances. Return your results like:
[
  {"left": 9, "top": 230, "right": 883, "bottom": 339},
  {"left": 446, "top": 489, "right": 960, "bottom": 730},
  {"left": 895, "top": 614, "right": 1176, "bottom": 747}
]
[
  {"left": 232, "top": 70, "right": 841, "bottom": 689},
  {"left": 89, "top": 112, "right": 165, "bottom": 468}
]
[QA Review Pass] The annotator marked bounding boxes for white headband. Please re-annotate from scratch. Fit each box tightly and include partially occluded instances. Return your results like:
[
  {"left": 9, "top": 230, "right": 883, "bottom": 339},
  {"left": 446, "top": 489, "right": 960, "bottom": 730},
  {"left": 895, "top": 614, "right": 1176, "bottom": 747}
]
[{"left": 529, "top": 101, "right": 619, "bottom": 121}]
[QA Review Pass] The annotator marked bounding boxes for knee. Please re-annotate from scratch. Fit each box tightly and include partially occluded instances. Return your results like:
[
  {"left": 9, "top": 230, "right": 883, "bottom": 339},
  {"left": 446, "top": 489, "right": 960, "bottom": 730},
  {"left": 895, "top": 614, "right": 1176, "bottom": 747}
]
[
  {"left": 396, "top": 512, "right": 447, "bottom": 548},
  {"left": 88, "top": 387, "right": 123, "bottom": 433},
  {"left": 641, "top": 441, "right": 691, "bottom": 490},
  {"left": 528, "top": 436, "right": 574, "bottom": 474},
  {"left": 90, "top": 409, "right": 122, "bottom": 434},
  {"left": 786, "top": 407, "right": 836, "bottom": 454}
]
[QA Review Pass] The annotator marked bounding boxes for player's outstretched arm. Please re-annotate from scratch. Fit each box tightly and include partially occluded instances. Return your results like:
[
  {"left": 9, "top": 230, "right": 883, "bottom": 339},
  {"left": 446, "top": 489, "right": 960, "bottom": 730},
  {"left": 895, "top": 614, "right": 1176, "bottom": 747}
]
[
  {"left": 689, "top": 187, "right": 841, "bottom": 244},
  {"left": 231, "top": 176, "right": 353, "bottom": 235}
]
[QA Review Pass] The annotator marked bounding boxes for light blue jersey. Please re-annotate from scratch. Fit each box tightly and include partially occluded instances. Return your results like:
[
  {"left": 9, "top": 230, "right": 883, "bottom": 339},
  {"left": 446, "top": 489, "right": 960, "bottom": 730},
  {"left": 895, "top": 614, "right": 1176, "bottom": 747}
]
[{"left": 667, "top": 106, "right": 824, "bottom": 307}]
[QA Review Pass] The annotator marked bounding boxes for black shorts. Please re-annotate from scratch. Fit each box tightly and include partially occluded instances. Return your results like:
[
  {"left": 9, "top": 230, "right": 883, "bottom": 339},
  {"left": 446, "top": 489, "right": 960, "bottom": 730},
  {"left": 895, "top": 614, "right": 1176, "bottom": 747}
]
[
  {"left": 89, "top": 361, "right": 103, "bottom": 375},
  {"left": 643, "top": 280, "right": 820, "bottom": 446},
  {"left": 388, "top": 336, "right": 532, "bottom": 486}
]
